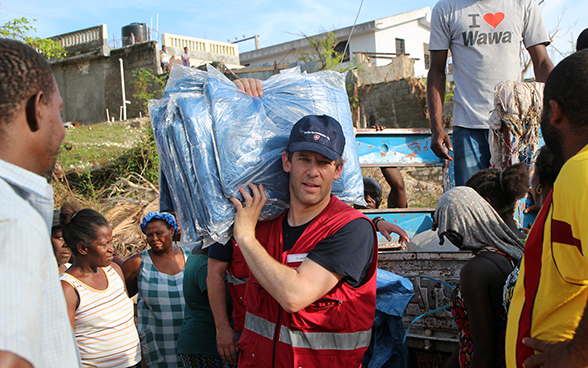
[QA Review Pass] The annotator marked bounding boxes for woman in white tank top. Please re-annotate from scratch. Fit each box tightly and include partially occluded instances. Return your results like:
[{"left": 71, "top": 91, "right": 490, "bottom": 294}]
[{"left": 59, "top": 201, "right": 141, "bottom": 368}]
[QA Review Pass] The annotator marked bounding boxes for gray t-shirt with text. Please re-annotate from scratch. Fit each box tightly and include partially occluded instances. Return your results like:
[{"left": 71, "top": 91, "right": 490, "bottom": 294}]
[{"left": 429, "top": 0, "right": 550, "bottom": 129}]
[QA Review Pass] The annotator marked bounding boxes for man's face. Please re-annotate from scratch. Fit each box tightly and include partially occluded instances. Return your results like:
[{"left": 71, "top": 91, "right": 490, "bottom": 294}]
[
  {"left": 540, "top": 102, "right": 564, "bottom": 162},
  {"left": 37, "top": 79, "right": 65, "bottom": 180},
  {"left": 282, "top": 150, "right": 343, "bottom": 209}
]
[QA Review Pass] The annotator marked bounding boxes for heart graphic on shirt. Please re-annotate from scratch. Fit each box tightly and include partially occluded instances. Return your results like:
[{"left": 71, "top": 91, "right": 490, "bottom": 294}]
[{"left": 484, "top": 12, "right": 505, "bottom": 28}]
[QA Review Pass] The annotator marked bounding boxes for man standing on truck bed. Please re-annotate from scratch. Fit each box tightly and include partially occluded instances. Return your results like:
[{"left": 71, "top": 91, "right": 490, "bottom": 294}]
[
  {"left": 427, "top": 0, "right": 553, "bottom": 185},
  {"left": 225, "top": 85, "right": 378, "bottom": 367},
  {"left": 505, "top": 50, "right": 588, "bottom": 368}
]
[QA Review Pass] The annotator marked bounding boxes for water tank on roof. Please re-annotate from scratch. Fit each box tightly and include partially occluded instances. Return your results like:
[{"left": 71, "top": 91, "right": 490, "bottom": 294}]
[{"left": 122, "top": 23, "right": 148, "bottom": 46}]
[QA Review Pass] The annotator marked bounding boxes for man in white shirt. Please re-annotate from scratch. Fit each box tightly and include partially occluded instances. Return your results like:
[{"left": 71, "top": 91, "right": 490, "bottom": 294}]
[
  {"left": 0, "top": 39, "right": 80, "bottom": 368},
  {"left": 427, "top": 0, "right": 553, "bottom": 185}
]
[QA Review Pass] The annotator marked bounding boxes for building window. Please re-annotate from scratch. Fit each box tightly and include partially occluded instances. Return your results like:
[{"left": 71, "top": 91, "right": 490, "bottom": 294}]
[
  {"left": 395, "top": 38, "right": 405, "bottom": 55},
  {"left": 334, "top": 41, "right": 350, "bottom": 63},
  {"left": 423, "top": 43, "right": 430, "bottom": 69}
]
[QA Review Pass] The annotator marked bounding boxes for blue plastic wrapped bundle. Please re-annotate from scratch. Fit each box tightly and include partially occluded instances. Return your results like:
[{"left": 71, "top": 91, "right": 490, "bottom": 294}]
[
  {"left": 207, "top": 66, "right": 365, "bottom": 216},
  {"left": 150, "top": 67, "right": 234, "bottom": 244},
  {"left": 150, "top": 97, "right": 201, "bottom": 242},
  {"left": 150, "top": 64, "right": 365, "bottom": 244}
]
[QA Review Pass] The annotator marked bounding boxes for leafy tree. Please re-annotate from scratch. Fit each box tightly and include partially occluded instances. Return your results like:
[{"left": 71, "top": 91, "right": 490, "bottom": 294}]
[
  {"left": 296, "top": 31, "right": 359, "bottom": 71},
  {"left": 1, "top": 17, "right": 66, "bottom": 59},
  {"left": 131, "top": 69, "right": 166, "bottom": 116}
]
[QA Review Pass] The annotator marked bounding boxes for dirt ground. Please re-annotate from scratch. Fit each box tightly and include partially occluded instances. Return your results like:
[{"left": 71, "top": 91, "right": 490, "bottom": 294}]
[{"left": 361, "top": 167, "right": 443, "bottom": 209}]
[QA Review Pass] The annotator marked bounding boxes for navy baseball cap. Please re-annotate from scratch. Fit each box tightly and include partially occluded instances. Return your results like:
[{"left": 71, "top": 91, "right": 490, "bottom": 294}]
[{"left": 288, "top": 115, "right": 345, "bottom": 161}]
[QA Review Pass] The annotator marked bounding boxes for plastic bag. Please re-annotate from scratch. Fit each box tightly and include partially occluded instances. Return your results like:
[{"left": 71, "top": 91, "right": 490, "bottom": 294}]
[{"left": 149, "top": 65, "right": 365, "bottom": 245}]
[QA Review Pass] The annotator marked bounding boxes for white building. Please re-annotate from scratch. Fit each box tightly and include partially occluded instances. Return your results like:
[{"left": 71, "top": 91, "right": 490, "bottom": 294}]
[
  {"left": 162, "top": 33, "right": 242, "bottom": 69},
  {"left": 239, "top": 7, "right": 432, "bottom": 77}
]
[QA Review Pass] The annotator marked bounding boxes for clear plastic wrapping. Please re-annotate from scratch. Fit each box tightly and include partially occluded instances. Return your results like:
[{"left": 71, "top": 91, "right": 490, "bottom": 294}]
[{"left": 149, "top": 65, "right": 365, "bottom": 245}]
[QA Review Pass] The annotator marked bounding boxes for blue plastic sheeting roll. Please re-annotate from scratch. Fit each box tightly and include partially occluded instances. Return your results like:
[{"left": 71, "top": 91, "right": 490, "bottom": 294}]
[
  {"left": 149, "top": 65, "right": 365, "bottom": 245},
  {"left": 363, "top": 269, "right": 414, "bottom": 368}
]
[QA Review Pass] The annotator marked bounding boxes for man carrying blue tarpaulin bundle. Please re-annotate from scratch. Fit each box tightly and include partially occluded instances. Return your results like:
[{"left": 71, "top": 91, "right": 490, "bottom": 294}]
[{"left": 228, "top": 78, "right": 378, "bottom": 368}]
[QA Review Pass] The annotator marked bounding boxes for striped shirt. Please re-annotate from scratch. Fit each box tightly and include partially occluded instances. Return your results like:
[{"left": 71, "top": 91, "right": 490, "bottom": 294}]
[
  {"left": 0, "top": 159, "right": 80, "bottom": 367},
  {"left": 61, "top": 266, "right": 141, "bottom": 368}
]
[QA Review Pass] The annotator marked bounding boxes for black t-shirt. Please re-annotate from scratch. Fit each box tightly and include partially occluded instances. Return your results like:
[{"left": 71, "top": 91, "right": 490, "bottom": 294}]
[
  {"left": 208, "top": 239, "right": 233, "bottom": 262},
  {"left": 207, "top": 216, "right": 375, "bottom": 288}
]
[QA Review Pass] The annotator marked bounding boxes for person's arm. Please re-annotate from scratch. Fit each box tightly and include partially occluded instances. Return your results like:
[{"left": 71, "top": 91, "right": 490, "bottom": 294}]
[
  {"left": 443, "top": 346, "right": 460, "bottom": 368},
  {"left": 111, "top": 262, "right": 128, "bottom": 295},
  {"left": 522, "top": 300, "right": 588, "bottom": 368},
  {"left": 381, "top": 167, "right": 407, "bottom": 208},
  {"left": 60, "top": 280, "right": 79, "bottom": 329},
  {"left": 460, "top": 258, "right": 501, "bottom": 368},
  {"left": 527, "top": 44, "right": 553, "bottom": 83},
  {"left": 230, "top": 183, "right": 343, "bottom": 313},
  {"left": 375, "top": 220, "right": 410, "bottom": 245},
  {"left": 0, "top": 352, "right": 33, "bottom": 368},
  {"left": 207, "top": 257, "right": 238, "bottom": 365},
  {"left": 121, "top": 253, "right": 142, "bottom": 297},
  {"left": 427, "top": 50, "right": 453, "bottom": 161}
]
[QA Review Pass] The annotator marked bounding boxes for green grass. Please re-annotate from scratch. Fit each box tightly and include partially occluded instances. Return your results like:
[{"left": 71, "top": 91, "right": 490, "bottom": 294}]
[{"left": 59, "top": 121, "right": 147, "bottom": 170}]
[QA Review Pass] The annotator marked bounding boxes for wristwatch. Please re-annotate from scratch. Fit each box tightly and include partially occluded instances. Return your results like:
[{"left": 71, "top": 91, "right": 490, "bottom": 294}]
[{"left": 372, "top": 216, "right": 384, "bottom": 229}]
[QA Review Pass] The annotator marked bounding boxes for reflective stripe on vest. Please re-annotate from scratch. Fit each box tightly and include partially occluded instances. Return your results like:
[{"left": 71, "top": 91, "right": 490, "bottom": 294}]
[
  {"left": 226, "top": 272, "right": 248, "bottom": 286},
  {"left": 245, "top": 312, "right": 372, "bottom": 351}
]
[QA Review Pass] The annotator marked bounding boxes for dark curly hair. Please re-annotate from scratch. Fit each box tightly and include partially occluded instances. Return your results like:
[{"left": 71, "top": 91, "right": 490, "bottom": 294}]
[
  {"left": 466, "top": 163, "right": 529, "bottom": 215},
  {"left": 60, "top": 201, "right": 109, "bottom": 255},
  {"left": 0, "top": 39, "right": 56, "bottom": 131},
  {"left": 578, "top": 28, "right": 588, "bottom": 51},
  {"left": 543, "top": 49, "right": 588, "bottom": 131},
  {"left": 534, "top": 146, "right": 562, "bottom": 189}
]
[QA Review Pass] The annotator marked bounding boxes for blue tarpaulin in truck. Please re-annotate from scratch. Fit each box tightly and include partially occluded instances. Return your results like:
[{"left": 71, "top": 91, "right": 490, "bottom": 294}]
[{"left": 363, "top": 269, "right": 414, "bottom": 368}]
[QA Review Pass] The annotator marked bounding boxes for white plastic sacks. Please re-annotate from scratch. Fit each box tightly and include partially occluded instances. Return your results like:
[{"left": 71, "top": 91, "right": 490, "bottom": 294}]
[{"left": 149, "top": 65, "right": 365, "bottom": 246}]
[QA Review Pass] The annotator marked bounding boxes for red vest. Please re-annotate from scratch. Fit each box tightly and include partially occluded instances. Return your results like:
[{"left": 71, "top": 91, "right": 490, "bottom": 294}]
[
  {"left": 227, "top": 240, "right": 248, "bottom": 332},
  {"left": 238, "top": 196, "right": 378, "bottom": 368}
]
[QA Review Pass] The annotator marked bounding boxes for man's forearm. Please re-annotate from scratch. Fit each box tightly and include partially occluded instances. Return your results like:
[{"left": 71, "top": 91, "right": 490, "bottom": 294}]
[
  {"left": 528, "top": 44, "right": 554, "bottom": 83},
  {"left": 207, "top": 271, "right": 232, "bottom": 330},
  {"left": 237, "top": 234, "right": 304, "bottom": 312},
  {"left": 427, "top": 69, "right": 446, "bottom": 132}
]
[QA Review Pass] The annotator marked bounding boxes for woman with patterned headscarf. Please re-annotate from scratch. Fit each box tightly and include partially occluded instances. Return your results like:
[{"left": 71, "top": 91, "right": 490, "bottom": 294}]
[
  {"left": 122, "top": 212, "right": 191, "bottom": 367},
  {"left": 434, "top": 187, "right": 524, "bottom": 368}
]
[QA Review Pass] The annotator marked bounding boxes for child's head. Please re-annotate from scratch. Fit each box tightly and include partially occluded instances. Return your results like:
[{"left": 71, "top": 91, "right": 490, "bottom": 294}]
[{"left": 531, "top": 146, "right": 562, "bottom": 207}]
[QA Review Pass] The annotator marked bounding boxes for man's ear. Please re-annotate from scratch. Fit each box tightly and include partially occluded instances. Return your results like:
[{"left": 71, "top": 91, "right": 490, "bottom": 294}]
[
  {"left": 25, "top": 91, "right": 43, "bottom": 132},
  {"left": 282, "top": 151, "right": 291, "bottom": 173},
  {"left": 549, "top": 99, "right": 566, "bottom": 127},
  {"left": 333, "top": 163, "right": 343, "bottom": 181}
]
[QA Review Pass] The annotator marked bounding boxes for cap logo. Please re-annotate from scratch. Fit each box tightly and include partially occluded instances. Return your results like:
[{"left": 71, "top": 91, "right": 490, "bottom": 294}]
[{"left": 304, "top": 130, "right": 330, "bottom": 141}]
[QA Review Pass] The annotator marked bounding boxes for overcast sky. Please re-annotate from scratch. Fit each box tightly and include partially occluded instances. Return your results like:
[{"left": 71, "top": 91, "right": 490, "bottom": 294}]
[{"left": 1, "top": 0, "right": 585, "bottom": 64}]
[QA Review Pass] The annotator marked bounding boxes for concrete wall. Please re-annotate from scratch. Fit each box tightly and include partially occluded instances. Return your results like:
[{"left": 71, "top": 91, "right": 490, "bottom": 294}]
[
  {"left": 51, "top": 41, "right": 161, "bottom": 124},
  {"left": 52, "top": 56, "right": 108, "bottom": 124},
  {"left": 106, "top": 41, "right": 161, "bottom": 121}
]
